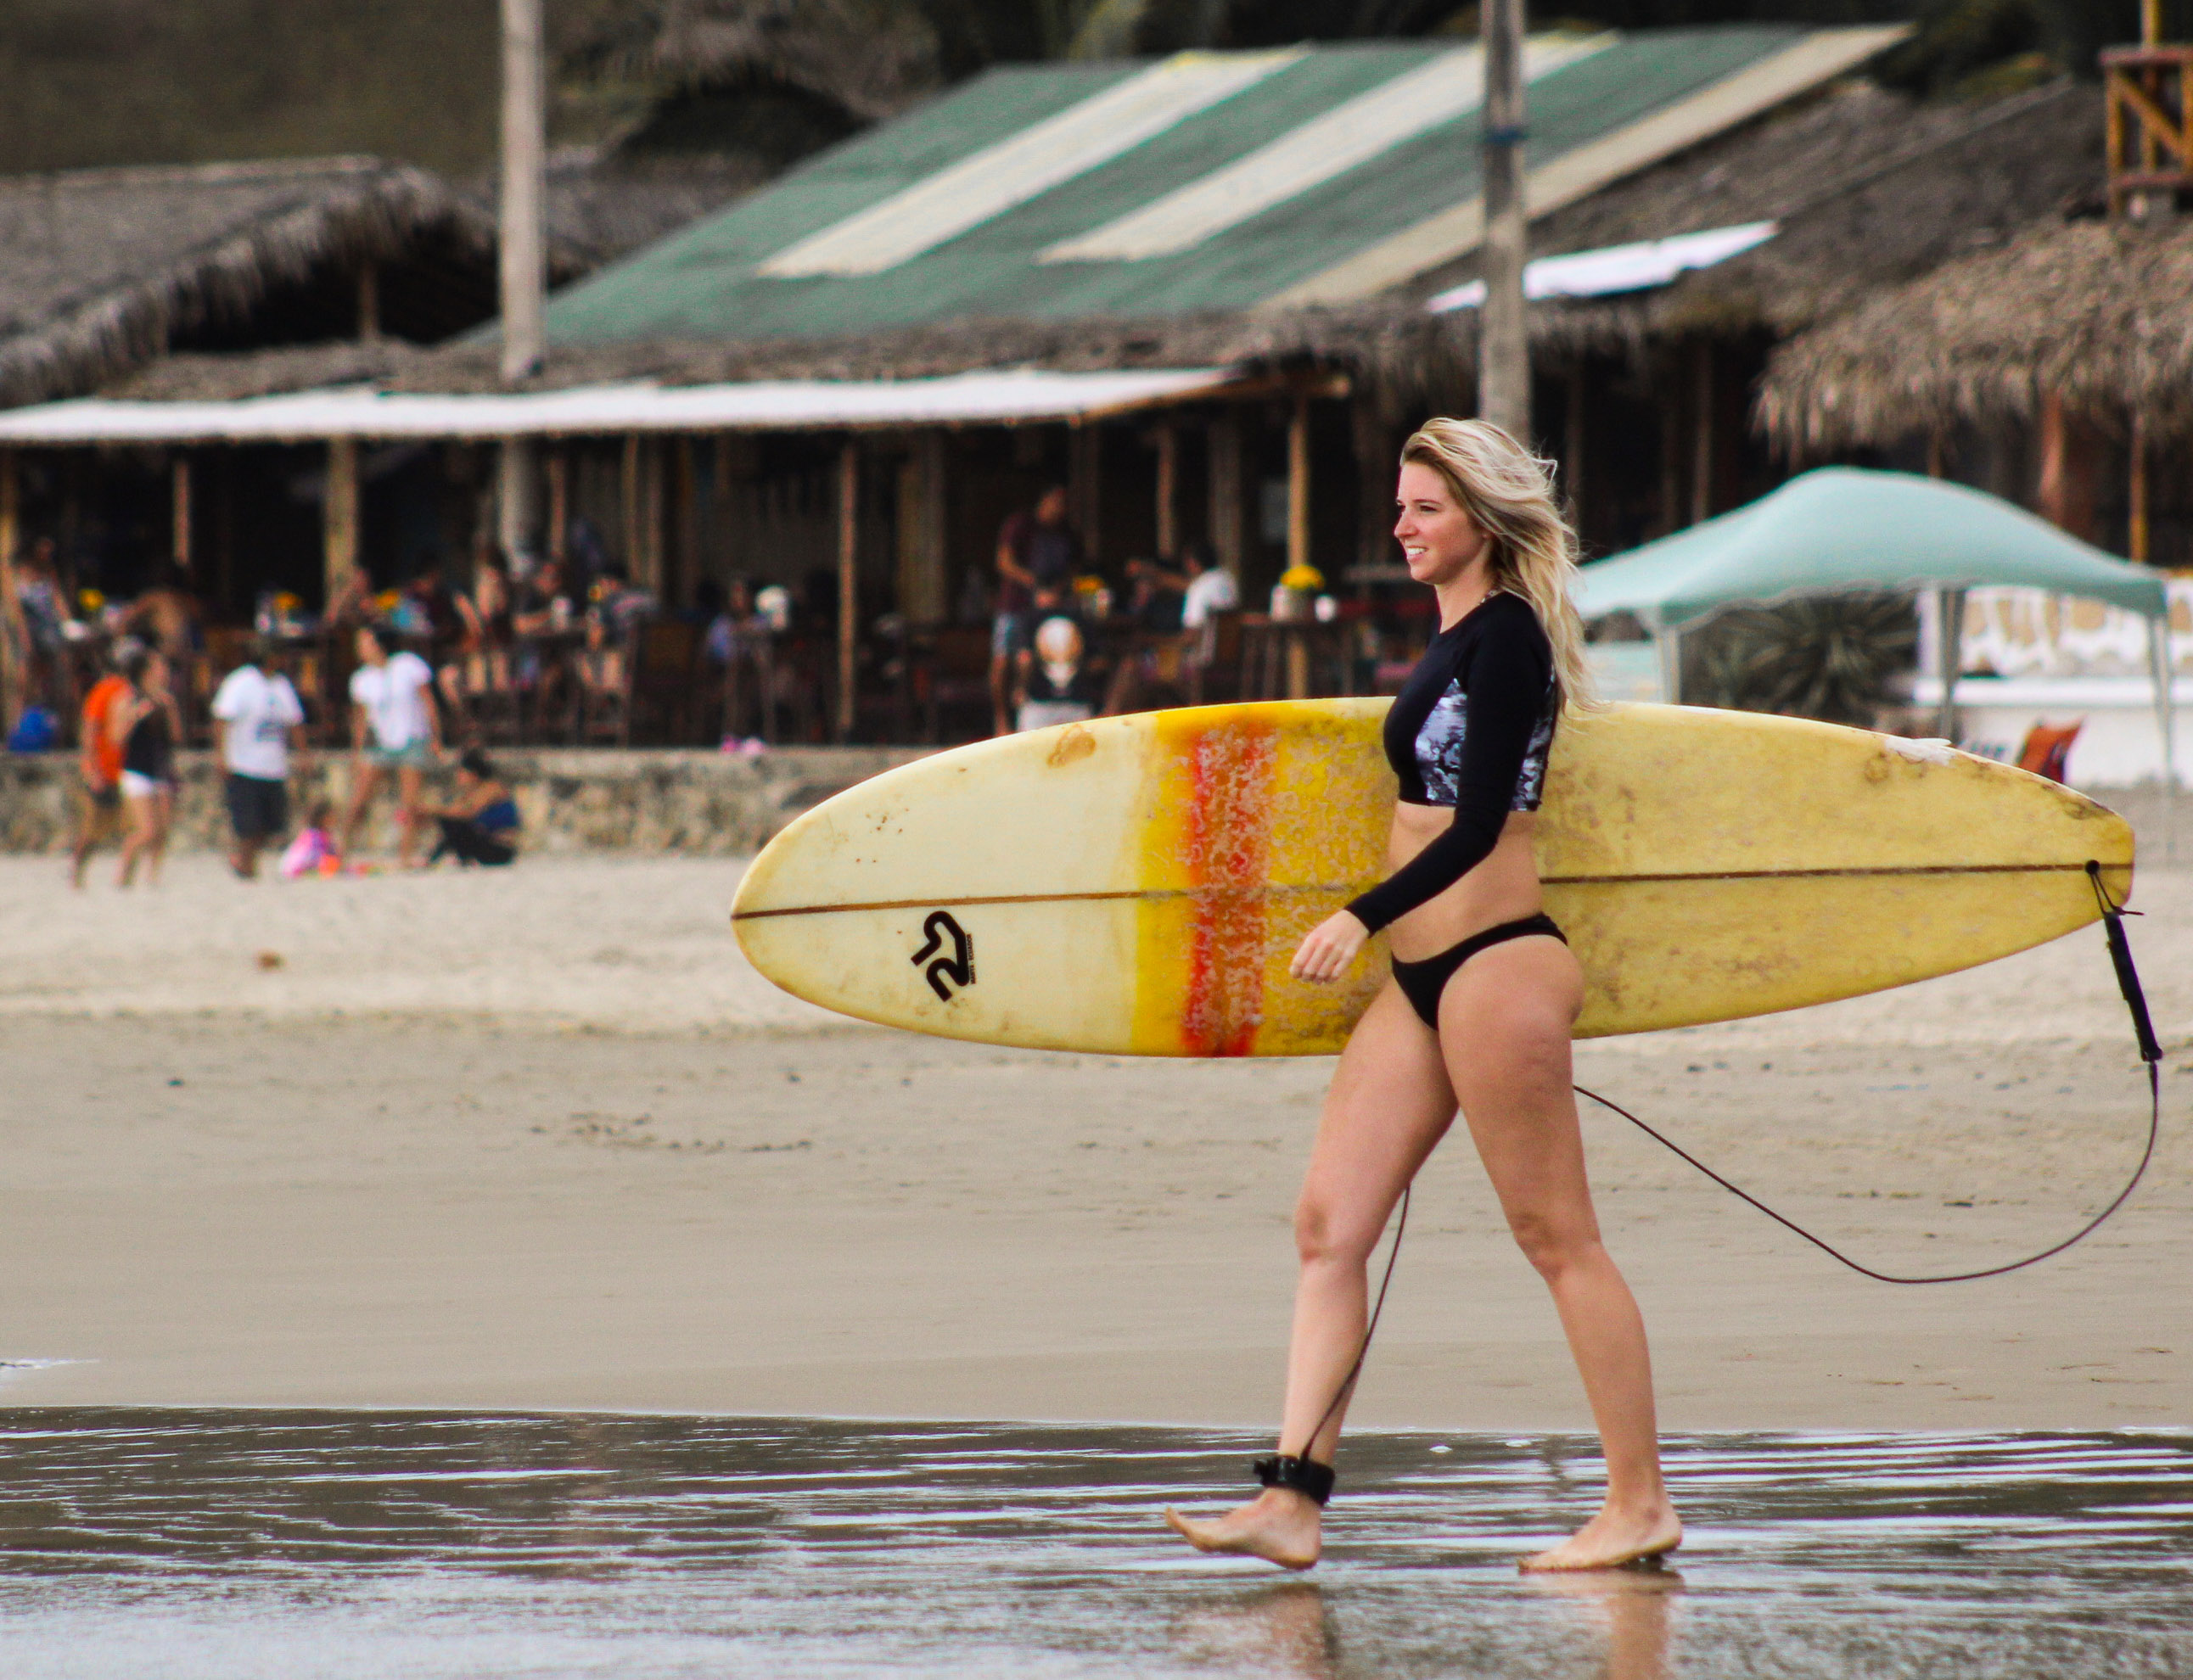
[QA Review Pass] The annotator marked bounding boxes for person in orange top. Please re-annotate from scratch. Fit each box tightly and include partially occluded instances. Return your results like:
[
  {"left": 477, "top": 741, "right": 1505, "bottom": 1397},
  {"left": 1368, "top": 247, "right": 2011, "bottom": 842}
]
[{"left": 69, "top": 638, "right": 139, "bottom": 888}]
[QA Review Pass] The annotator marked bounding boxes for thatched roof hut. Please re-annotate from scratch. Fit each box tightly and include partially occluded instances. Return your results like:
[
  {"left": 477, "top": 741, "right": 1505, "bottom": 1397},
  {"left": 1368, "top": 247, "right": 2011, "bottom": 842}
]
[
  {"left": 98, "top": 74, "right": 2103, "bottom": 424},
  {"left": 1427, "top": 76, "right": 2104, "bottom": 361},
  {"left": 0, "top": 156, "right": 588, "bottom": 407},
  {"left": 1757, "top": 215, "right": 2193, "bottom": 455}
]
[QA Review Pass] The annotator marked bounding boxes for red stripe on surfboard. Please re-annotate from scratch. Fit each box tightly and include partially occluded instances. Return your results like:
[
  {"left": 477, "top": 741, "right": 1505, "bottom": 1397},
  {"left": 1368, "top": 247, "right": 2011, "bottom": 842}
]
[{"left": 1181, "top": 720, "right": 1273, "bottom": 1056}]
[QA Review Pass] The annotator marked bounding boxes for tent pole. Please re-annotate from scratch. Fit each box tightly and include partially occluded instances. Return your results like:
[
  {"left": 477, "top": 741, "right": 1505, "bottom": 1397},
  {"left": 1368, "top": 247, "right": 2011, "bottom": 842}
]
[
  {"left": 1933, "top": 587, "right": 1965, "bottom": 742},
  {"left": 1654, "top": 614, "right": 1681, "bottom": 706},
  {"left": 2151, "top": 614, "right": 2177, "bottom": 861}
]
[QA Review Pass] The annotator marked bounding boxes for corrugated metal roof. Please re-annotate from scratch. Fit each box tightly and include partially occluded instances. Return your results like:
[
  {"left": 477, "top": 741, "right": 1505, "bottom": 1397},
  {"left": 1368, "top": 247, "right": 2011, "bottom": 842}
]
[{"left": 542, "top": 25, "right": 1904, "bottom": 346}]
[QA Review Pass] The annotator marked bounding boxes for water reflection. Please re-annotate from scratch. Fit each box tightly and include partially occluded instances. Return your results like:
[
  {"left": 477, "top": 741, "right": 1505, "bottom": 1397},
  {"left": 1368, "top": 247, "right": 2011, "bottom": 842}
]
[{"left": 0, "top": 1413, "right": 2185, "bottom": 1677}]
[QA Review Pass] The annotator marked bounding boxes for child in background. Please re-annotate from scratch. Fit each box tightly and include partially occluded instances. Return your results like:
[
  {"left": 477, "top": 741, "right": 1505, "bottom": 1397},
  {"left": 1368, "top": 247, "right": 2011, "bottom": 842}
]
[{"left": 280, "top": 801, "right": 338, "bottom": 879}]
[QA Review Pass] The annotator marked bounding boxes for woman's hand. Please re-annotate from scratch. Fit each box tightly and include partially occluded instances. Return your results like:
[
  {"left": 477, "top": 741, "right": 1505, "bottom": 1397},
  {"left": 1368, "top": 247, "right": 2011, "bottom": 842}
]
[{"left": 1291, "top": 909, "right": 1369, "bottom": 983}]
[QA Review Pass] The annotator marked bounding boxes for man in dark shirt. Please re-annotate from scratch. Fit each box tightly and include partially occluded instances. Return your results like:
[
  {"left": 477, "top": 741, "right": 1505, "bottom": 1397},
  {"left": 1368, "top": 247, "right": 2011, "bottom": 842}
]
[{"left": 990, "top": 485, "right": 1080, "bottom": 736}]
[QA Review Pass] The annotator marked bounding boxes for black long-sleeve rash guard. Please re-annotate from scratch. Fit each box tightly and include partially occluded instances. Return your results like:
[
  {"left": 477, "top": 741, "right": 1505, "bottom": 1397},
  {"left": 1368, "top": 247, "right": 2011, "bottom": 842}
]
[{"left": 1344, "top": 591, "right": 1557, "bottom": 936}]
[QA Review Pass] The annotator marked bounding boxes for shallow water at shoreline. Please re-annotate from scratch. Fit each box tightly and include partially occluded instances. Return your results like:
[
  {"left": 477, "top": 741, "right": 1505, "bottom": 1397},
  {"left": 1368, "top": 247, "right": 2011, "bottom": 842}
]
[{"left": 0, "top": 1413, "right": 2186, "bottom": 1677}]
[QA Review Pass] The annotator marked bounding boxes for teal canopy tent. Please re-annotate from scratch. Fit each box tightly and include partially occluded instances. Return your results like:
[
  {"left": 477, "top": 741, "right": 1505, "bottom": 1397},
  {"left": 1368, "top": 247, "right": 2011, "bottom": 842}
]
[{"left": 1574, "top": 467, "right": 2175, "bottom": 786}]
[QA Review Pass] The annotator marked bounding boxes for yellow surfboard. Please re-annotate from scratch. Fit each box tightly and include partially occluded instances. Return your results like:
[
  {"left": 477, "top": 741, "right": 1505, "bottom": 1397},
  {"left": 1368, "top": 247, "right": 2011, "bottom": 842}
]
[{"left": 730, "top": 701, "right": 2134, "bottom": 1054}]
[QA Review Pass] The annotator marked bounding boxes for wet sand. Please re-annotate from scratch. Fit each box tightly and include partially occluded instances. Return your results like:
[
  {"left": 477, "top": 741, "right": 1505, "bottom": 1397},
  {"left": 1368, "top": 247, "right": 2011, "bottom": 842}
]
[{"left": 0, "top": 853, "right": 2186, "bottom": 1427}]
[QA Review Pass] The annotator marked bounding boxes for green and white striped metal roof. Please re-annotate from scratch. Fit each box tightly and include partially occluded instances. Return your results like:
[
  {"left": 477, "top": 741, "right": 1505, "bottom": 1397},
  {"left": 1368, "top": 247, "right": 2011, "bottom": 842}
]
[{"left": 544, "top": 25, "right": 1903, "bottom": 345}]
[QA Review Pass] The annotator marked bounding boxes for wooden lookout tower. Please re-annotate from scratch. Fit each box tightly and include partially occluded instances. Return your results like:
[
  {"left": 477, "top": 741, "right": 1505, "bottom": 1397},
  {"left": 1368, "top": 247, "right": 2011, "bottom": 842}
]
[{"left": 2104, "top": 1, "right": 2193, "bottom": 217}]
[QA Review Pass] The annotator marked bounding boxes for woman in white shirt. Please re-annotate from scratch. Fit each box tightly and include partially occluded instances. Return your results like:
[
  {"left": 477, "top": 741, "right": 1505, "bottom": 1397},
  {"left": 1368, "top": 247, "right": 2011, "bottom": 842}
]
[{"left": 339, "top": 622, "right": 442, "bottom": 865}]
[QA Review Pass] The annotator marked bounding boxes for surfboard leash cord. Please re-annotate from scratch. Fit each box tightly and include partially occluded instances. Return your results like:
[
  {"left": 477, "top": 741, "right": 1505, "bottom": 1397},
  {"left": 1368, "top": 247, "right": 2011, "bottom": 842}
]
[
  {"left": 1287, "top": 864, "right": 2161, "bottom": 1467},
  {"left": 1574, "top": 860, "right": 2163, "bottom": 1286}
]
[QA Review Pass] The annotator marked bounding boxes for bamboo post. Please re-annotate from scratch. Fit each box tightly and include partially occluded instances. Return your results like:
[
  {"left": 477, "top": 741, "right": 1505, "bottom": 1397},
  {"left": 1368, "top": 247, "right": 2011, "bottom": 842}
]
[
  {"left": 2129, "top": 406, "right": 2151, "bottom": 563},
  {"left": 1286, "top": 390, "right": 1312, "bottom": 698},
  {"left": 1563, "top": 362, "right": 1586, "bottom": 529},
  {"left": 324, "top": 439, "right": 360, "bottom": 608},
  {"left": 0, "top": 449, "right": 19, "bottom": 739},
  {"left": 836, "top": 440, "right": 858, "bottom": 742},
  {"left": 642, "top": 437, "right": 665, "bottom": 596},
  {"left": 1478, "top": 0, "right": 1530, "bottom": 439},
  {"left": 917, "top": 431, "right": 946, "bottom": 622},
  {"left": 545, "top": 447, "right": 569, "bottom": 562},
  {"left": 1209, "top": 410, "right": 1243, "bottom": 578},
  {"left": 620, "top": 433, "right": 642, "bottom": 578},
  {"left": 171, "top": 454, "right": 192, "bottom": 572},
  {"left": 356, "top": 263, "right": 380, "bottom": 342},
  {"left": 1690, "top": 341, "right": 1713, "bottom": 526},
  {"left": 1070, "top": 421, "right": 1102, "bottom": 570},
  {"left": 1154, "top": 422, "right": 1179, "bottom": 557},
  {"left": 1933, "top": 586, "right": 1966, "bottom": 743}
]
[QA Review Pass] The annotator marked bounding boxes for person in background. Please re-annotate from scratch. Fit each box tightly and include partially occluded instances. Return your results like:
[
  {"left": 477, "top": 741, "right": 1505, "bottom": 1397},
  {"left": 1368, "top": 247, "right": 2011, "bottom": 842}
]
[
  {"left": 339, "top": 622, "right": 441, "bottom": 866},
  {"left": 990, "top": 485, "right": 1080, "bottom": 736},
  {"left": 575, "top": 564, "right": 659, "bottom": 705},
  {"left": 210, "top": 636, "right": 308, "bottom": 880},
  {"left": 68, "top": 638, "right": 137, "bottom": 888},
  {"left": 1178, "top": 540, "right": 1240, "bottom": 634},
  {"left": 111, "top": 644, "right": 181, "bottom": 888},
  {"left": 120, "top": 563, "right": 203, "bottom": 666},
  {"left": 1015, "top": 615, "right": 1102, "bottom": 733},
  {"left": 14, "top": 538, "right": 75, "bottom": 712},
  {"left": 323, "top": 563, "right": 376, "bottom": 634},
  {"left": 424, "top": 749, "right": 520, "bottom": 867},
  {"left": 439, "top": 545, "right": 516, "bottom": 719}
]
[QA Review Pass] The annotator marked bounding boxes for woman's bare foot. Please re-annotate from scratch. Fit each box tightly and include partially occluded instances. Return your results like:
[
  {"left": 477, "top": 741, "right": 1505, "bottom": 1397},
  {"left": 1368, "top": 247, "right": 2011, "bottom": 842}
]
[
  {"left": 1165, "top": 1487, "right": 1323, "bottom": 1571},
  {"left": 1521, "top": 1499, "right": 1681, "bottom": 1571}
]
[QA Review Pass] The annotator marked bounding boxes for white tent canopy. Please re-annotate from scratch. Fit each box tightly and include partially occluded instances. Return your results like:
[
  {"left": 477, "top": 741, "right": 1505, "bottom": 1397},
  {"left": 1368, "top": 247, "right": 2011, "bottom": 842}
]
[{"left": 0, "top": 367, "right": 1239, "bottom": 445}]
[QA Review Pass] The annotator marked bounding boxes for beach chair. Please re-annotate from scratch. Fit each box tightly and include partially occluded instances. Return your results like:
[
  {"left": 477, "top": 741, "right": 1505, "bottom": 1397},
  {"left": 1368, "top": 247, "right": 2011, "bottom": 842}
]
[{"left": 2016, "top": 720, "right": 2081, "bottom": 784}]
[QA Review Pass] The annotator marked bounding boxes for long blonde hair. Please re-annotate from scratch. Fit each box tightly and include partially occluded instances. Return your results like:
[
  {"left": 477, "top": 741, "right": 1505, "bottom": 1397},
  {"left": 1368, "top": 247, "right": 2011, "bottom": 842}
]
[{"left": 1399, "top": 417, "right": 1596, "bottom": 710}]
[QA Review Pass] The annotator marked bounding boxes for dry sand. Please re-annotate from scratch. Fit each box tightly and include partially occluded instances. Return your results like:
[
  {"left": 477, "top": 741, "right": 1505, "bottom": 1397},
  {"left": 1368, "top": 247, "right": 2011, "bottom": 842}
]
[{"left": 0, "top": 851, "right": 2186, "bottom": 1430}]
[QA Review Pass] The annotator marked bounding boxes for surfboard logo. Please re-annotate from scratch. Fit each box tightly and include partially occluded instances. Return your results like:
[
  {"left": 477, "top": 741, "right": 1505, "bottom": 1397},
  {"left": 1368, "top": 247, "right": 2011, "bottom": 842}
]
[{"left": 911, "top": 911, "right": 975, "bottom": 1001}]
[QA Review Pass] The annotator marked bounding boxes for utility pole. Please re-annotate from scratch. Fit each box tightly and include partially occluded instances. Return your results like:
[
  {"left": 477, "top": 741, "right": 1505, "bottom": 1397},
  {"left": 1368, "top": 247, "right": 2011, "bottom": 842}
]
[
  {"left": 498, "top": 0, "right": 546, "bottom": 559},
  {"left": 1478, "top": 0, "right": 1530, "bottom": 440}
]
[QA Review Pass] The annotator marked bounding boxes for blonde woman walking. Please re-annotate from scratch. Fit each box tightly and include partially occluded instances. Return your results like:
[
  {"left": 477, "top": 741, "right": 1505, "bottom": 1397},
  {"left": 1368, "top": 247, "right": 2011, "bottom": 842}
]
[{"left": 1167, "top": 420, "right": 1680, "bottom": 1573}]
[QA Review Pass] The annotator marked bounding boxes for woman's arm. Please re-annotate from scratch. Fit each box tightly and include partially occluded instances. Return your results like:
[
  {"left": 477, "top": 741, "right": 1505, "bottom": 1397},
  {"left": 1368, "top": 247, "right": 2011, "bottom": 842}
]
[{"left": 1343, "top": 630, "right": 1551, "bottom": 935}]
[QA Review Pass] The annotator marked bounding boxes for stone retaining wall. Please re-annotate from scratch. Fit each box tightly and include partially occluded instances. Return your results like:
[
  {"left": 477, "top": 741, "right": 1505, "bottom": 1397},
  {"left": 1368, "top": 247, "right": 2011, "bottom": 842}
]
[{"left": 0, "top": 746, "right": 933, "bottom": 857}]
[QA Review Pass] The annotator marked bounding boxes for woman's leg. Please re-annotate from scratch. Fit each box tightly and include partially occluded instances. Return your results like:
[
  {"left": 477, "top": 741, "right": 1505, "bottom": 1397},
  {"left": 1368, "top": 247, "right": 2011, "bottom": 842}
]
[
  {"left": 116, "top": 792, "right": 154, "bottom": 887},
  {"left": 146, "top": 786, "right": 171, "bottom": 885},
  {"left": 1168, "top": 982, "right": 1455, "bottom": 1569},
  {"left": 339, "top": 761, "right": 382, "bottom": 856},
  {"left": 394, "top": 765, "right": 425, "bottom": 865},
  {"left": 1440, "top": 937, "right": 1680, "bottom": 1571}
]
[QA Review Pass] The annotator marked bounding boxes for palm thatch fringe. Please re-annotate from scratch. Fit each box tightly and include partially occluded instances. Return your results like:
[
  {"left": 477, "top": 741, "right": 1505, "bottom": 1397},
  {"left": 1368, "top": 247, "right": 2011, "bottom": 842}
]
[
  {"left": 1758, "top": 216, "right": 2193, "bottom": 456},
  {"left": 108, "top": 305, "right": 1487, "bottom": 418},
  {"left": 0, "top": 159, "right": 551, "bottom": 408}
]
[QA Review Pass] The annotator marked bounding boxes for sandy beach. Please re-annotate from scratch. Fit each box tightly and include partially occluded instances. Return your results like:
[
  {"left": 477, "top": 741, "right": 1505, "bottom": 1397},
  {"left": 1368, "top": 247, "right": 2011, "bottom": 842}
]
[{"left": 1, "top": 848, "right": 2185, "bottom": 1431}]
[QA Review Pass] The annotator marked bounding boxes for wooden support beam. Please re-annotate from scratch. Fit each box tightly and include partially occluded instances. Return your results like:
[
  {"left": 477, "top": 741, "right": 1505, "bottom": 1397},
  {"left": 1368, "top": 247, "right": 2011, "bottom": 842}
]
[
  {"left": 1351, "top": 398, "right": 1389, "bottom": 578},
  {"left": 324, "top": 439, "right": 359, "bottom": 608},
  {"left": 1069, "top": 422, "right": 1102, "bottom": 571},
  {"left": 2130, "top": 406, "right": 2151, "bottom": 564},
  {"left": 171, "top": 454, "right": 193, "bottom": 571},
  {"left": 1286, "top": 391, "right": 1312, "bottom": 699},
  {"left": 1209, "top": 410, "right": 1244, "bottom": 578},
  {"left": 896, "top": 432, "right": 946, "bottom": 624},
  {"left": 836, "top": 440, "right": 859, "bottom": 742},
  {"left": 1154, "top": 423, "right": 1179, "bottom": 558},
  {"left": 0, "top": 449, "right": 19, "bottom": 738},
  {"left": 620, "top": 433, "right": 642, "bottom": 581},
  {"left": 1563, "top": 362, "right": 1586, "bottom": 532},
  {"left": 1689, "top": 340, "right": 1713, "bottom": 527},
  {"left": 545, "top": 447, "right": 569, "bottom": 562}
]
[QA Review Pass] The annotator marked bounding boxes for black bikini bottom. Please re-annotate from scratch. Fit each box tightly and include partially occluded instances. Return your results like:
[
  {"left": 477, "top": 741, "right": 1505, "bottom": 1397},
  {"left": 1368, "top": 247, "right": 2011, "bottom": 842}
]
[{"left": 1388, "top": 911, "right": 1567, "bottom": 1029}]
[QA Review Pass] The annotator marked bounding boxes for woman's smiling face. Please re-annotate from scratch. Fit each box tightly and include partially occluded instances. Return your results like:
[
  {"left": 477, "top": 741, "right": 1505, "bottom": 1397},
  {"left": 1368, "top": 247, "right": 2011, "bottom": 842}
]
[{"left": 1394, "top": 461, "right": 1490, "bottom": 587}]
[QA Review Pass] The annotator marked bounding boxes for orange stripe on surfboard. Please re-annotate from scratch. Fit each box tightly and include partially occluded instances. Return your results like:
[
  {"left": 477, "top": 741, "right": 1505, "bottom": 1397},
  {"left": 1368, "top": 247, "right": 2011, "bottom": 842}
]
[{"left": 1181, "top": 715, "right": 1275, "bottom": 1056}]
